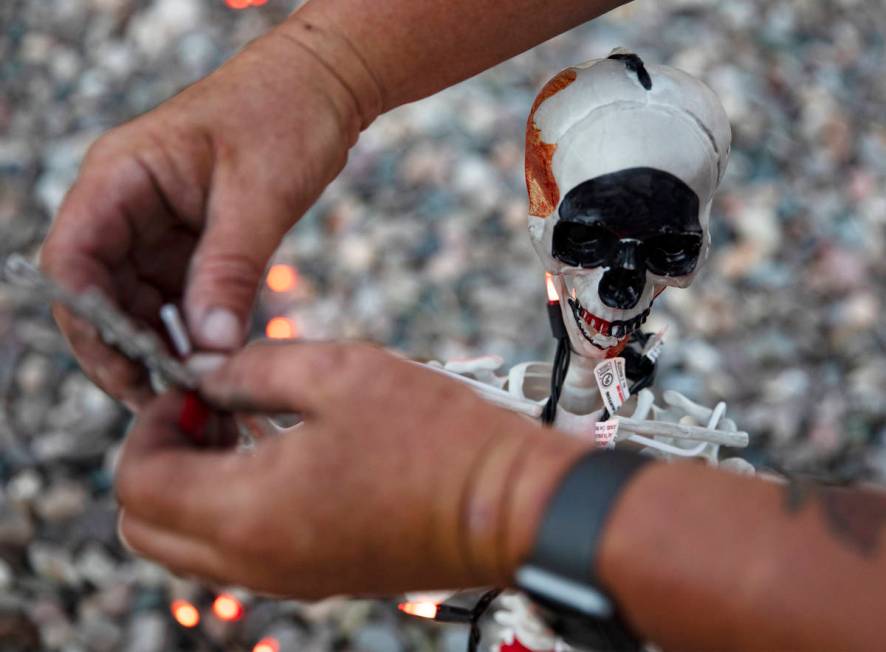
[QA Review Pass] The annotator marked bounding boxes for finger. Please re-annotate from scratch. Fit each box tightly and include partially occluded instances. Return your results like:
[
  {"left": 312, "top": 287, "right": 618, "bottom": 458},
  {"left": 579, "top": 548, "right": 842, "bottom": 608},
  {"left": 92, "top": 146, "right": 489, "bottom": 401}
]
[
  {"left": 41, "top": 193, "right": 139, "bottom": 402},
  {"left": 129, "top": 226, "right": 197, "bottom": 298},
  {"left": 41, "top": 142, "right": 181, "bottom": 285},
  {"left": 111, "top": 265, "right": 170, "bottom": 331},
  {"left": 40, "top": 148, "right": 175, "bottom": 402},
  {"left": 199, "top": 340, "right": 360, "bottom": 415},
  {"left": 51, "top": 303, "right": 153, "bottom": 408},
  {"left": 118, "top": 512, "right": 232, "bottom": 585},
  {"left": 185, "top": 169, "right": 295, "bottom": 351},
  {"left": 115, "top": 392, "right": 251, "bottom": 538}
]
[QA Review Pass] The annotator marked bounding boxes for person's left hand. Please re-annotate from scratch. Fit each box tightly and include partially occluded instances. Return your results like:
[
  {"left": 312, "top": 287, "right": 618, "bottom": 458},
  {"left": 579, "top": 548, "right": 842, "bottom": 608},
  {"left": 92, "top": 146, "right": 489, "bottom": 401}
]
[{"left": 114, "top": 341, "right": 590, "bottom": 598}]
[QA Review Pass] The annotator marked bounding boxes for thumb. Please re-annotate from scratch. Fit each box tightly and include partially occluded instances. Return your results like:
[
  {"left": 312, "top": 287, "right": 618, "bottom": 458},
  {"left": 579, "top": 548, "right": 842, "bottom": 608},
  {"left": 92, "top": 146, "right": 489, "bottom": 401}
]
[
  {"left": 184, "top": 175, "right": 294, "bottom": 350},
  {"left": 199, "top": 341, "right": 349, "bottom": 415}
]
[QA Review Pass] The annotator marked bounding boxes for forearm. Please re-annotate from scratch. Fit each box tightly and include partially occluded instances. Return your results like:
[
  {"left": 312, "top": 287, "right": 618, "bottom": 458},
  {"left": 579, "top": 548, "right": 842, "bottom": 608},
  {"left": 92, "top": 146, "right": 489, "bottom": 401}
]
[
  {"left": 275, "top": 0, "right": 628, "bottom": 126},
  {"left": 597, "top": 462, "right": 886, "bottom": 651}
]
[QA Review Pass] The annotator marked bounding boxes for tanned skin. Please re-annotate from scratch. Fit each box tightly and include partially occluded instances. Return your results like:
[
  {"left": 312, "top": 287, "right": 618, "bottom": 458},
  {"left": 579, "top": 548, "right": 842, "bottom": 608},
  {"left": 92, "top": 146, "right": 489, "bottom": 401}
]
[
  {"left": 599, "top": 463, "right": 886, "bottom": 651},
  {"left": 40, "top": 1, "right": 885, "bottom": 649}
]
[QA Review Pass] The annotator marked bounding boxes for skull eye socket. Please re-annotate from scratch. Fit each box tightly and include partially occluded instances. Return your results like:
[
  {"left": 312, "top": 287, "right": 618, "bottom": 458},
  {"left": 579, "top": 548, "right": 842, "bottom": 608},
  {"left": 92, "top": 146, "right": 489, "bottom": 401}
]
[
  {"left": 645, "top": 233, "right": 702, "bottom": 276},
  {"left": 552, "top": 222, "right": 615, "bottom": 267}
]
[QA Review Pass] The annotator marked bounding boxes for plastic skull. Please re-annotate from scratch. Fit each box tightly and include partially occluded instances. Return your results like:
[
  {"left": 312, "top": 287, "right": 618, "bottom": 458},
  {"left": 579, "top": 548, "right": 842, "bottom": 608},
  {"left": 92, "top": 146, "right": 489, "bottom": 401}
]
[{"left": 526, "top": 51, "right": 731, "bottom": 359}]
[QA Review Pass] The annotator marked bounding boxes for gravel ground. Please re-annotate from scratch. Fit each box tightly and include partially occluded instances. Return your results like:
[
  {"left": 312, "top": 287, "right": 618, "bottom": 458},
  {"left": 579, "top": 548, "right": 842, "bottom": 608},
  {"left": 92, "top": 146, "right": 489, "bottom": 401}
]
[{"left": 1, "top": 0, "right": 885, "bottom": 650}]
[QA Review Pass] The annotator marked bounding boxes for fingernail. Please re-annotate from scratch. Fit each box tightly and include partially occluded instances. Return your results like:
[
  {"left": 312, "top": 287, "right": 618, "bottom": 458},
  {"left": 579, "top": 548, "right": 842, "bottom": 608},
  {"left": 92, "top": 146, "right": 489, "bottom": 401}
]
[
  {"left": 199, "top": 308, "right": 242, "bottom": 350},
  {"left": 186, "top": 353, "right": 228, "bottom": 377},
  {"left": 117, "top": 516, "right": 136, "bottom": 554}
]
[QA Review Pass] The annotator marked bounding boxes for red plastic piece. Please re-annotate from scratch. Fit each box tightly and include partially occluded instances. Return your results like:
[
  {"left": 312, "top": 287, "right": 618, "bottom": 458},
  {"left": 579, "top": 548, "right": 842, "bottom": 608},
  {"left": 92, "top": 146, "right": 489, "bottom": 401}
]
[
  {"left": 498, "top": 640, "right": 545, "bottom": 652},
  {"left": 178, "top": 392, "right": 210, "bottom": 445}
]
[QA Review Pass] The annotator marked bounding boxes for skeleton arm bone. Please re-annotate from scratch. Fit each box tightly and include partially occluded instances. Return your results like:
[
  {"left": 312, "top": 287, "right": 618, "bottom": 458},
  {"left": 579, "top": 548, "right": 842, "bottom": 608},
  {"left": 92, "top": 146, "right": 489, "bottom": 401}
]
[
  {"left": 623, "top": 433, "right": 708, "bottom": 457},
  {"left": 424, "top": 362, "right": 749, "bottom": 448},
  {"left": 422, "top": 363, "right": 545, "bottom": 418},
  {"left": 618, "top": 416, "right": 748, "bottom": 447}
]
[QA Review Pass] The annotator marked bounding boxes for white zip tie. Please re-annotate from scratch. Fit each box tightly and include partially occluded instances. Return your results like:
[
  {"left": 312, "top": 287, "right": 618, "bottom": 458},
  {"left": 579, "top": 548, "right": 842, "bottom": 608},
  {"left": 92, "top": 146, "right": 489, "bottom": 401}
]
[{"left": 160, "top": 304, "right": 192, "bottom": 358}]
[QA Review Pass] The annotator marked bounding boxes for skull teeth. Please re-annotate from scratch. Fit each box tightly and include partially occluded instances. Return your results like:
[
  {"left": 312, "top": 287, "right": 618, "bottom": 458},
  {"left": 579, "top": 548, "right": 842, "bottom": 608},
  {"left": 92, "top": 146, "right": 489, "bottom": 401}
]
[{"left": 568, "top": 297, "right": 651, "bottom": 344}]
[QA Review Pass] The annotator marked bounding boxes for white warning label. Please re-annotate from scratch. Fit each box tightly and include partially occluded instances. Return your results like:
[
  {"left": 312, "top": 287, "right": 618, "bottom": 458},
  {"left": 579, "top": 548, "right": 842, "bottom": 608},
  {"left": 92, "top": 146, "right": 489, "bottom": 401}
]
[
  {"left": 594, "top": 418, "right": 620, "bottom": 449},
  {"left": 594, "top": 357, "right": 630, "bottom": 415}
]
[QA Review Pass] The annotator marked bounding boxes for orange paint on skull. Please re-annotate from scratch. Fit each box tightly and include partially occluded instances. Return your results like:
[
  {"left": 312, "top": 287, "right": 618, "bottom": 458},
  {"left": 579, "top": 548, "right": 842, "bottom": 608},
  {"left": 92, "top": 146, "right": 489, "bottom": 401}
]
[
  {"left": 525, "top": 68, "right": 577, "bottom": 218},
  {"left": 605, "top": 338, "right": 629, "bottom": 359}
]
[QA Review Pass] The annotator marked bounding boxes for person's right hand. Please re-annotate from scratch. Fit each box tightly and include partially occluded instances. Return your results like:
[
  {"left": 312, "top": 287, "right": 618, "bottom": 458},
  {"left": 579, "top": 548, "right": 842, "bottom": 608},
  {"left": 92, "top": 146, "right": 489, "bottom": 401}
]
[
  {"left": 40, "top": 19, "right": 380, "bottom": 408},
  {"left": 115, "top": 341, "right": 592, "bottom": 598}
]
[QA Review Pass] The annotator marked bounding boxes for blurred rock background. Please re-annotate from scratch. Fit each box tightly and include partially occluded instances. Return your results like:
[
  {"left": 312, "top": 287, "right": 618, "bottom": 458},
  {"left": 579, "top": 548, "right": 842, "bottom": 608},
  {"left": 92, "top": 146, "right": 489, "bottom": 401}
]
[{"left": 1, "top": 0, "right": 884, "bottom": 649}]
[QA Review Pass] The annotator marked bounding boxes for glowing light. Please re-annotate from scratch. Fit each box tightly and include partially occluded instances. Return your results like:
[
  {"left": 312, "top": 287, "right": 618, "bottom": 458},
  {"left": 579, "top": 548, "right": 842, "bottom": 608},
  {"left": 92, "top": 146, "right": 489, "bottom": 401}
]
[
  {"left": 265, "top": 316, "right": 298, "bottom": 340},
  {"left": 253, "top": 638, "right": 280, "bottom": 652},
  {"left": 212, "top": 593, "right": 244, "bottom": 622},
  {"left": 225, "top": 0, "right": 268, "bottom": 8},
  {"left": 398, "top": 601, "right": 439, "bottom": 620},
  {"left": 171, "top": 599, "right": 200, "bottom": 628},
  {"left": 545, "top": 272, "right": 560, "bottom": 303},
  {"left": 266, "top": 264, "right": 298, "bottom": 292}
]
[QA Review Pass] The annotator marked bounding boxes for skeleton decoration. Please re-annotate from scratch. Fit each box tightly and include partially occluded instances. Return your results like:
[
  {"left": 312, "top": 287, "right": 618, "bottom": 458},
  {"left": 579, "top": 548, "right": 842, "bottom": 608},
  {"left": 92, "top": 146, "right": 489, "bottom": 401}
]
[
  {"left": 412, "top": 51, "right": 753, "bottom": 652},
  {"left": 433, "top": 48, "right": 739, "bottom": 439}
]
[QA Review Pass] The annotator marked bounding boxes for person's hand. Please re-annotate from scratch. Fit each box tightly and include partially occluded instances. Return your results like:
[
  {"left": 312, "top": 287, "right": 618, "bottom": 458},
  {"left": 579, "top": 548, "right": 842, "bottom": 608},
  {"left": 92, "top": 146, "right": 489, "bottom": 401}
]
[
  {"left": 115, "top": 342, "right": 591, "bottom": 598},
  {"left": 40, "top": 19, "right": 380, "bottom": 408}
]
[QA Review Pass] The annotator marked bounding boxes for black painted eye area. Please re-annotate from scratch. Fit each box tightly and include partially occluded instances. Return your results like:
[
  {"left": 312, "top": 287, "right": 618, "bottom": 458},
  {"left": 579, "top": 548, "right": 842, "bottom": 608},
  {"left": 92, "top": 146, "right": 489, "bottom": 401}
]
[
  {"left": 553, "top": 167, "right": 704, "bottom": 276},
  {"left": 645, "top": 233, "right": 702, "bottom": 276},
  {"left": 552, "top": 222, "right": 615, "bottom": 267}
]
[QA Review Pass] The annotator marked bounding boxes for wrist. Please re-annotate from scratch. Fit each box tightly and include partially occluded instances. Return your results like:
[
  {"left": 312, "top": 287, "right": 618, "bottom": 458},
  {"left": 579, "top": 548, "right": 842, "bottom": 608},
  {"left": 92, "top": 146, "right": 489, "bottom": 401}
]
[
  {"left": 273, "top": 9, "right": 384, "bottom": 136},
  {"left": 511, "top": 449, "right": 654, "bottom": 651},
  {"left": 501, "top": 434, "right": 598, "bottom": 579},
  {"left": 460, "top": 420, "right": 593, "bottom": 587}
]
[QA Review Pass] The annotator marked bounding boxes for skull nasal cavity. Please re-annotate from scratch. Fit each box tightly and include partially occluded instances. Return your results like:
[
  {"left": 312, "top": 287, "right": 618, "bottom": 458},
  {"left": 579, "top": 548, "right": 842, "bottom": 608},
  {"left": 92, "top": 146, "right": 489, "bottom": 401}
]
[
  {"left": 600, "top": 268, "right": 645, "bottom": 310},
  {"left": 614, "top": 240, "right": 643, "bottom": 271}
]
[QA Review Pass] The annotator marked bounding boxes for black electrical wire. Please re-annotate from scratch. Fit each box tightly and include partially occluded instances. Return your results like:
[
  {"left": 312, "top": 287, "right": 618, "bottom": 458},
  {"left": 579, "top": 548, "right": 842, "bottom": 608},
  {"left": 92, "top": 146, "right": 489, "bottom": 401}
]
[
  {"left": 541, "top": 336, "right": 571, "bottom": 425},
  {"left": 598, "top": 330, "right": 659, "bottom": 421},
  {"left": 598, "top": 375, "right": 648, "bottom": 422},
  {"left": 467, "top": 588, "right": 504, "bottom": 652}
]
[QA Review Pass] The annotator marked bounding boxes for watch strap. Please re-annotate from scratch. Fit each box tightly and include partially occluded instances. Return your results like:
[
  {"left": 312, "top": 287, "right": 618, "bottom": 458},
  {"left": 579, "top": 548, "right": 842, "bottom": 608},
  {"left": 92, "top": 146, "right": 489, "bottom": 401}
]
[
  {"left": 529, "top": 448, "right": 651, "bottom": 582},
  {"left": 516, "top": 448, "right": 652, "bottom": 650}
]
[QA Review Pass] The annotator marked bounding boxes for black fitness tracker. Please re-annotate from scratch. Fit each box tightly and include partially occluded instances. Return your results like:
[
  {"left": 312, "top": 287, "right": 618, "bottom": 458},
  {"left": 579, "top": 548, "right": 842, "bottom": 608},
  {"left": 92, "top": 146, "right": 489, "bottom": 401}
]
[{"left": 515, "top": 448, "right": 652, "bottom": 651}]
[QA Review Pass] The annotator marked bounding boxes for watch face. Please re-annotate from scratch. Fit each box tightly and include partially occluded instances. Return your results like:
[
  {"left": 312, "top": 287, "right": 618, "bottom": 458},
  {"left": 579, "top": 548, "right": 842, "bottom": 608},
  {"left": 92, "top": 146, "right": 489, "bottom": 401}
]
[
  {"left": 514, "top": 565, "right": 613, "bottom": 618},
  {"left": 515, "top": 564, "right": 642, "bottom": 650},
  {"left": 518, "top": 592, "right": 640, "bottom": 651}
]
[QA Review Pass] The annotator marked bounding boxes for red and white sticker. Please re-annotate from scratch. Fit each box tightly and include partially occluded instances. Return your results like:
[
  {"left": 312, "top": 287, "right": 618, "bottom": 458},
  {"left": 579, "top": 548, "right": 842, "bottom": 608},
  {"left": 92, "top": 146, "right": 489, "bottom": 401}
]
[
  {"left": 594, "top": 357, "right": 630, "bottom": 415},
  {"left": 594, "top": 418, "right": 620, "bottom": 449}
]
